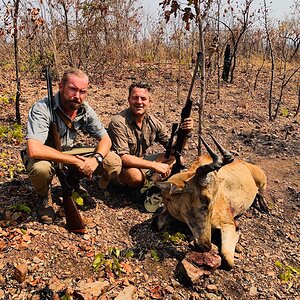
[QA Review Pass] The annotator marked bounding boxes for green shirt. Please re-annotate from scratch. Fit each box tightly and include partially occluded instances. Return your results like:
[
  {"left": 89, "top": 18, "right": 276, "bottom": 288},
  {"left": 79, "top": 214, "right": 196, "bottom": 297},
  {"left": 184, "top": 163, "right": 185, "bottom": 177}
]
[{"left": 108, "top": 108, "right": 169, "bottom": 157}]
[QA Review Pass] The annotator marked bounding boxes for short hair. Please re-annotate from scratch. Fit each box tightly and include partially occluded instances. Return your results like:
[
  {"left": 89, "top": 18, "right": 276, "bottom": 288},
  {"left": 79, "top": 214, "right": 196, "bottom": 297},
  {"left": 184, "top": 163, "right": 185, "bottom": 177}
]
[
  {"left": 128, "top": 81, "right": 152, "bottom": 97},
  {"left": 61, "top": 68, "right": 88, "bottom": 85}
]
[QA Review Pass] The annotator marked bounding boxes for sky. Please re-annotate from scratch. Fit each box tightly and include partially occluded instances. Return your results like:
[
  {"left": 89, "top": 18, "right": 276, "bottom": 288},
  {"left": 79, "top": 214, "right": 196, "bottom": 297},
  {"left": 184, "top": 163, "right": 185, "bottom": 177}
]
[{"left": 141, "top": 0, "right": 296, "bottom": 21}]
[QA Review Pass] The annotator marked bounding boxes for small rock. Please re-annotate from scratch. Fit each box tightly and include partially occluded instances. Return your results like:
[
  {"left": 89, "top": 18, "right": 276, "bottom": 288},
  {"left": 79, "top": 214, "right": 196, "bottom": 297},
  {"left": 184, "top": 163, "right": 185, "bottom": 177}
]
[
  {"left": 0, "top": 274, "right": 5, "bottom": 284},
  {"left": 185, "top": 248, "right": 222, "bottom": 270},
  {"left": 77, "top": 280, "right": 109, "bottom": 297},
  {"left": 204, "top": 292, "right": 220, "bottom": 299},
  {"left": 243, "top": 266, "right": 252, "bottom": 273},
  {"left": 115, "top": 285, "right": 136, "bottom": 300},
  {"left": 249, "top": 286, "right": 258, "bottom": 296},
  {"left": 179, "top": 259, "right": 208, "bottom": 285},
  {"left": 206, "top": 284, "right": 218, "bottom": 293},
  {"left": 235, "top": 243, "right": 243, "bottom": 253},
  {"left": 32, "top": 256, "right": 42, "bottom": 264},
  {"left": 14, "top": 263, "right": 28, "bottom": 283},
  {"left": 165, "top": 285, "right": 175, "bottom": 294},
  {"left": 170, "top": 278, "right": 181, "bottom": 287}
]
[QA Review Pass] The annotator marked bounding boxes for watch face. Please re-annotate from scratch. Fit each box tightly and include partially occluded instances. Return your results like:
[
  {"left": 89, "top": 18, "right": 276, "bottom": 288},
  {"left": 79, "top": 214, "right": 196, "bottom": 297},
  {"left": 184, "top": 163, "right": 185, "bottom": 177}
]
[{"left": 95, "top": 154, "right": 103, "bottom": 164}]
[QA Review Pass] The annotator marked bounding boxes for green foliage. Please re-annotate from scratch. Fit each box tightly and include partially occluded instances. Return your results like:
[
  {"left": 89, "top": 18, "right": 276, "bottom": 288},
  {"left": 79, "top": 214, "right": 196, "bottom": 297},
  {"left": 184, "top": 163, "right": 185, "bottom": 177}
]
[
  {"left": 281, "top": 108, "right": 289, "bottom": 117},
  {"left": 0, "top": 91, "right": 15, "bottom": 104},
  {"left": 93, "top": 247, "right": 134, "bottom": 277},
  {"left": 0, "top": 152, "right": 24, "bottom": 179},
  {"left": 150, "top": 249, "right": 160, "bottom": 262},
  {"left": 24, "top": 52, "right": 54, "bottom": 74},
  {"left": 275, "top": 260, "right": 300, "bottom": 289},
  {"left": 9, "top": 203, "right": 31, "bottom": 213},
  {"left": 162, "top": 231, "right": 186, "bottom": 244},
  {"left": 0, "top": 123, "right": 24, "bottom": 142},
  {"left": 61, "top": 293, "right": 72, "bottom": 300},
  {"left": 72, "top": 191, "right": 84, "bottom": 206},
  {"left": 0, "top": 96, "right": 10, "bottom": 104}
]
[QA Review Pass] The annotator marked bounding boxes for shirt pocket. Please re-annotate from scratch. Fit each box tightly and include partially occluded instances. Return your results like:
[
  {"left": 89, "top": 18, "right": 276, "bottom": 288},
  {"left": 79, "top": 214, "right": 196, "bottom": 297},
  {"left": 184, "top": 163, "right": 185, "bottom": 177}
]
[
  {"left": 128, "top": 135, "right": 138, "bottom": 156},
  {"left": 144, "top": 128, "right": 156, "bottom": 149}
]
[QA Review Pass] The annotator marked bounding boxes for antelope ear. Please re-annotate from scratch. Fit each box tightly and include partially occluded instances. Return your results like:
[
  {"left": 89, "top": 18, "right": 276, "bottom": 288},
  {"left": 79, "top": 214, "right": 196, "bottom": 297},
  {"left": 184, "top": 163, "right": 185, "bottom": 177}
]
[{"left": 156, "top": 182, "right": 183, "bottom": 195}]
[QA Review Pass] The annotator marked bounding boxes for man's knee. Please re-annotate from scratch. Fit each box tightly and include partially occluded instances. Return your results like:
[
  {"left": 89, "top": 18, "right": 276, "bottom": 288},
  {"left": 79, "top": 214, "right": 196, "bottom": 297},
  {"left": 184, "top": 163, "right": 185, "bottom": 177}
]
[
  {"left": 27, "top": 160, "right": 55, "bottom": 196},
  {"left": 98, "top": 152, "right": 122, "bottom": 189},
  {"left": 118, "top": 168, "right": 145, "bottom": 188},
  {"left": 103, "top": 151, "right": 122, "bottom": 179},
  {"left": 28, "top": 160, "right": 54, "bottom": 179}
]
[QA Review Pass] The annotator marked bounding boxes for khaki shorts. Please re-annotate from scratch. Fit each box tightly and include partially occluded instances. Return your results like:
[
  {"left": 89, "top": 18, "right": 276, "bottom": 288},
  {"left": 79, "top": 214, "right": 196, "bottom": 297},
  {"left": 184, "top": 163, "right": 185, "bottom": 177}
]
[{"left": 22, "top": 147, "right": 122, "bottom": 194}]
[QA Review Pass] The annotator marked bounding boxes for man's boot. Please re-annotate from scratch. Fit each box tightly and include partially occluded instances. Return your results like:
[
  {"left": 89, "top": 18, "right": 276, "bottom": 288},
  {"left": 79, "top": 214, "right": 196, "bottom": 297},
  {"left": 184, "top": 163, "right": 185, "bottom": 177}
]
[{"left": 37, "top": 189, "right": 56, "bottom": 224}]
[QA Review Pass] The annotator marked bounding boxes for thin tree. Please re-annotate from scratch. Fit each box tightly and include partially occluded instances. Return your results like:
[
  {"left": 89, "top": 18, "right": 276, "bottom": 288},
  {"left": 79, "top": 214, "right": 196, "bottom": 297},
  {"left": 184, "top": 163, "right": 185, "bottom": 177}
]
[
  {"left": 160, "top": 0, "right": 213, "bottom": 155},
  {"left": 263, "top": 0, "right": 275, "bottom": 121},
  {"left": 13, "top": 0, "right": 21, "bottom": 124},
  {"left": 1, "top": 0, "right": 22, "bottom": 123}
]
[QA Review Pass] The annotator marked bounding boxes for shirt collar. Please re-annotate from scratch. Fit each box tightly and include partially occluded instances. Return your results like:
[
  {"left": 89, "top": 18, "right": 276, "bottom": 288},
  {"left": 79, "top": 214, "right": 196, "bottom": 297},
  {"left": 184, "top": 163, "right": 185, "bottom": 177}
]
[{"left": 126, "top": 108, "right": 150, "bottom": 125}]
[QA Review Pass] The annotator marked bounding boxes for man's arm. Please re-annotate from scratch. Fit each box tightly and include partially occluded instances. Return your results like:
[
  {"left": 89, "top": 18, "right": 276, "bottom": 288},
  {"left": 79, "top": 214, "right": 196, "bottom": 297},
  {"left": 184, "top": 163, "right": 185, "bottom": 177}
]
[
  {"left": 27, "top": 139, "right": 83, "bottom": 167},
  {"left": 27, "top": 133, "right": 112, "bottom": 179},
  {"left": 121, "top": 154, "right": 171, "bottom": 178},
  {"left": 94, "top": 133, "right": 111, "bottom": 158}
]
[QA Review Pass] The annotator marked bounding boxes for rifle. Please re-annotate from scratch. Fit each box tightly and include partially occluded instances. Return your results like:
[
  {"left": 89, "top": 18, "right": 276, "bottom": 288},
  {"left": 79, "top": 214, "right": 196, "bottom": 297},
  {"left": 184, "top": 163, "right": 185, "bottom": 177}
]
[
  {"left": 46, "top": 68, "right": 86, "bottom": 234},
  {"left": 166, "top": 52, "right": 202, "bottom": 175}
]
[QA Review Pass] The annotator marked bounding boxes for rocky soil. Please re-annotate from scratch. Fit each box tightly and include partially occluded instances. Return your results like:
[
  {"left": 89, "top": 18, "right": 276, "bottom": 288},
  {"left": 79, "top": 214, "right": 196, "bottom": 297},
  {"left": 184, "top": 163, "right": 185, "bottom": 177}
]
[{"left": 0, "top": 63, "right": 299, "bottom": 299}]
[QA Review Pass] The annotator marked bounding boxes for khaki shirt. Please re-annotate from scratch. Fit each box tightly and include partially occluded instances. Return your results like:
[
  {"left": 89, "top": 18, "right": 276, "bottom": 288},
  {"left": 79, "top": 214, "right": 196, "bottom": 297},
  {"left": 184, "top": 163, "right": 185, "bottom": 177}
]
[{"left": 108, "top": 108, "right": 169, "bottom": 157}]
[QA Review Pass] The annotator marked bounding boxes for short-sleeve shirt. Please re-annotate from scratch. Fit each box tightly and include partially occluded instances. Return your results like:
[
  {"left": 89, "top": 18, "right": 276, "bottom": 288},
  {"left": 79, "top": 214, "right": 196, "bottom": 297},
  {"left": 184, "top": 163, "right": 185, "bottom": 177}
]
[
  {"left": 107, "top": 108, "right": 169, "bottom": 157},
  {"left": 26, "top": 92, "right": 107, "bottom": 151}
]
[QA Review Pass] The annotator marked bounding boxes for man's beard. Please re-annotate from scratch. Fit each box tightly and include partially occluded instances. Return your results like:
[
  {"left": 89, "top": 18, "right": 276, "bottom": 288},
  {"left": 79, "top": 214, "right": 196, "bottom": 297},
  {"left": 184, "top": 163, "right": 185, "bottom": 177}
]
[{"left": 66, "top": 99, "right": 82, "bottom": 111}]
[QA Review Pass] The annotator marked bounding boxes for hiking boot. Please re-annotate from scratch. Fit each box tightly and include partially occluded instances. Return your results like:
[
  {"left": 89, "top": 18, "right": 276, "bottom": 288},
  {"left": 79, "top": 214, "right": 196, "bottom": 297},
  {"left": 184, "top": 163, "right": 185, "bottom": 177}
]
[
  {"left": 73, "top": 186, "right": 96, "bottom": 211},
  {"left": 144, "top": 186, "right": 163, "bottom": 213},
  {"left": 37, "top": 191, "right": 56, "bottom": 224}
]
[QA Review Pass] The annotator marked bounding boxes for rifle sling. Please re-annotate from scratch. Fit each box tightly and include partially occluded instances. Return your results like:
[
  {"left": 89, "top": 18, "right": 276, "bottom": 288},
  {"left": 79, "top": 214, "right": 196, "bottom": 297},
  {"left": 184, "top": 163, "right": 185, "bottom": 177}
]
[{"left": 55, "top": 108, "right": 77, "bottom": 132}]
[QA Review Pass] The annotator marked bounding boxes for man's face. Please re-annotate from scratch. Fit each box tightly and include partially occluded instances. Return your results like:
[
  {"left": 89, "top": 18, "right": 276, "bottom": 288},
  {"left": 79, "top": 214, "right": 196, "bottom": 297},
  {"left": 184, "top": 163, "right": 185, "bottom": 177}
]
[
  {"left": 59, "top": 75, "right": 88, "bottom": 112},
  {"left": 128, "top": 87, "right": 151, "bottom": 117}
]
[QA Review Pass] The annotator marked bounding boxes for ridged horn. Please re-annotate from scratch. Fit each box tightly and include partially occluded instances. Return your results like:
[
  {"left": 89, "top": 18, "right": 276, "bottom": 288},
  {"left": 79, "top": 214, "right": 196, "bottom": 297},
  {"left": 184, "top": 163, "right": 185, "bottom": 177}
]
[
  {"left": 208, "top": 133, "right": 234, "bottom": 165},
  {"left": 196, "top": 136, "right": 223, "bottom": 177}
]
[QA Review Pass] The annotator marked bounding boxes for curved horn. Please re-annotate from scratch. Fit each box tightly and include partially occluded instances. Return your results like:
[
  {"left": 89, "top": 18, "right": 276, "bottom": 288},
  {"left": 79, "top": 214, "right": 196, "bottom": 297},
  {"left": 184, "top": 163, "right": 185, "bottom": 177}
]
[
  {"left": 200, "top": 135, "right": 219, "bottom": 162},
  {"left": 196, "top": 136, "right": 223, "bottom": 177},
  {"left": 208, "top": 133, "right": 234, "bottom": 165}
]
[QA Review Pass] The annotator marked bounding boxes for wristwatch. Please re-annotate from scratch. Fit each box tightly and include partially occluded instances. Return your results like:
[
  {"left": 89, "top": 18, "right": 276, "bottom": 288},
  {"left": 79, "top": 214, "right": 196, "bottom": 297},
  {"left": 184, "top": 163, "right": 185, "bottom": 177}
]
[{"left": 93, "top": 153, "right": 104, "bottom": 166}]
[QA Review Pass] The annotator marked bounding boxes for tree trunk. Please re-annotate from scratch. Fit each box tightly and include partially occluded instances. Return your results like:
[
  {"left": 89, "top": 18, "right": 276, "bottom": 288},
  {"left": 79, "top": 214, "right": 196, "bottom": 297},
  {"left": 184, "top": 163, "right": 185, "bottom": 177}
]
[
  {"left": 13, "top": 0, "right": 21, "bottom": 124},
  {"left": 222, "top": 44, "right": 231, "bottom": 82}
]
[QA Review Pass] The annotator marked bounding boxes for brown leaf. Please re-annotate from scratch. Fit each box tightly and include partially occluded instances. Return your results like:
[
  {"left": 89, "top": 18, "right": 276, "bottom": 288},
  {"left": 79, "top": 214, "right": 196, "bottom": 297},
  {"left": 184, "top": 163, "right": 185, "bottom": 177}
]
[
  {"left": 120, "top": 262, "right": 132, "bottom": 274},
  {"left": 0, "top": 239, "right": 6, "bottom": 250},
  {"left": 22, "top": 234, "right": 31, "bottom": 242},
  {"left": 86, "top": 252, "right": 95, "bottom": 257},
  {"left": 150, "top": 285, "right": 163, "bottom": 299}
]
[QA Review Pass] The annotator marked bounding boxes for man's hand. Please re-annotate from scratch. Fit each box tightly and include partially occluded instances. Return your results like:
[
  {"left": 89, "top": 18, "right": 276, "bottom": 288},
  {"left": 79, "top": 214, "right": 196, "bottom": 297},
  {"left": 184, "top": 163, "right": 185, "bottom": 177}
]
[
  {"left": 180, "top": 117, "right": 193, "bottom": 132},
  {"left": 151, "top": 161, "right": 172, "bottom": 179},
  {"left": 75, "top": 155, "right": 98, "bottom": 179}
]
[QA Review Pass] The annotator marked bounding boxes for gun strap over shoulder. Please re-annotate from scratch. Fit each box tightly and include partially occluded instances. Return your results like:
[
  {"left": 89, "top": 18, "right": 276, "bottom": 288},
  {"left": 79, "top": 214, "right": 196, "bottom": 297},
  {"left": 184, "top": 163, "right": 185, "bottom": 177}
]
[{"left": 55, "top": 108, "right": 77, "bottom": 132}]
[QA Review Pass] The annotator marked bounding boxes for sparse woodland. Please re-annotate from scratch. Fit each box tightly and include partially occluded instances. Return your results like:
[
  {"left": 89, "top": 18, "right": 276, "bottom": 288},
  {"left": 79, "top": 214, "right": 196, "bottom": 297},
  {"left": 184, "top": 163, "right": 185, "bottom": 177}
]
[{"left": 0, "top": 0, "right": 299, "bottom": 299}]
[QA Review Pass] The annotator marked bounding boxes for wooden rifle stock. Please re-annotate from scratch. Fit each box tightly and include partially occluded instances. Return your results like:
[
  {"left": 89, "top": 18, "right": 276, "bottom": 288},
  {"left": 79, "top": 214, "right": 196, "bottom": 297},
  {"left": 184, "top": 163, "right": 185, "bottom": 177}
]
[
  {"left": 169, "top": 52, "right": 202, "bottom": 176},
  {"left": 46, "top": 68, "right": 85, "bottom": 234}
]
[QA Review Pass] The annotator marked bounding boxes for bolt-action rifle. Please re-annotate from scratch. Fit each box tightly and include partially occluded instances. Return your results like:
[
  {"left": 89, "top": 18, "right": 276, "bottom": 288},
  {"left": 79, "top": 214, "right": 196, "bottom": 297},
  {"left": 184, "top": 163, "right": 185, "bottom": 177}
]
[
  {"left": 165, "top": 52, "right": 202, "bottom": 176},
  {"left": 46, "top": 68, "right": 86, "bottom": 234}
]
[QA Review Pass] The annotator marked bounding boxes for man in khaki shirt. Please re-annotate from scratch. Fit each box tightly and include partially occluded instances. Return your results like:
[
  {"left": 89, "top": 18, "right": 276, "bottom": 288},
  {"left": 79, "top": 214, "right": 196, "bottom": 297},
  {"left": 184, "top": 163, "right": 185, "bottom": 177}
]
[{"left": 107, "top": 82, "right": 193, "bottom": 191}]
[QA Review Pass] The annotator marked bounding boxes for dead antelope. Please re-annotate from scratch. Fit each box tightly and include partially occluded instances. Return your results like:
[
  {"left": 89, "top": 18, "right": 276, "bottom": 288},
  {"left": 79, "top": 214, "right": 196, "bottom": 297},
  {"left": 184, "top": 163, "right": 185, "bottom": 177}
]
[{"left": 153, "top": 135, "right": 268, "bottom": 268}]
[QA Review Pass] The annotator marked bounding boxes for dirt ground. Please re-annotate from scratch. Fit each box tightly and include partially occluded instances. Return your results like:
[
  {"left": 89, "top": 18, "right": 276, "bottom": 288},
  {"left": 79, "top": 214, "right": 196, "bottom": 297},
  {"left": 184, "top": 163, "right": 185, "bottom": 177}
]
[{"left": 0, "top": 63, "right": 299, "bottom": 299}]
